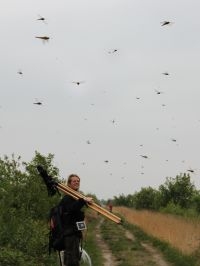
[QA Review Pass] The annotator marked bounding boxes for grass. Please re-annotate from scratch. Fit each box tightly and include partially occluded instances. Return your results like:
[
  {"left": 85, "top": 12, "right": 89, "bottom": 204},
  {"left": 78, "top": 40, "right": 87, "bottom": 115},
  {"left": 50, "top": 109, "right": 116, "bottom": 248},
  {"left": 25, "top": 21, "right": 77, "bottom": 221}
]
[
  {"left": 124, "top": 221, "right": 199, "bottom": 266},
  {"left": 115, "top": 206, "right": 200, "bottom": 254},
  {"left": 100, "top": 219, "right": 162, "bottom": 266},
  {"left": 80, "top": 207, "right": 200, "bottom": 266},
  {"left": 115, "top": 206, "right": 200, "bottom": 266},
  {"left": 80, "top": 211, "right": 104, "bottom": 265}
]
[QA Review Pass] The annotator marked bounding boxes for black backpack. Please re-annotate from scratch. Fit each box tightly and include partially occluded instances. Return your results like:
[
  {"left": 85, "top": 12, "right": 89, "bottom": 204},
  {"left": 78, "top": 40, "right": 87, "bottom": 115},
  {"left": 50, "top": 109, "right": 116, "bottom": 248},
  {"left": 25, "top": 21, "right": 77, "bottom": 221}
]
[{"left": 49, "top": 204, "right": 65, "bottom": 254}]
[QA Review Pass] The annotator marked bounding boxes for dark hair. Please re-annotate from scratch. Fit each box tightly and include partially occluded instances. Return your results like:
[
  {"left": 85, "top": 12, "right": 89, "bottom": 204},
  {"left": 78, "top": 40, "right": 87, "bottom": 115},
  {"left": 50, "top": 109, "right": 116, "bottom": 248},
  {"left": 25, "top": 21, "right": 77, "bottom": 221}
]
[{"left": 67, "top": 174, "right": 80, "bottom": 185}]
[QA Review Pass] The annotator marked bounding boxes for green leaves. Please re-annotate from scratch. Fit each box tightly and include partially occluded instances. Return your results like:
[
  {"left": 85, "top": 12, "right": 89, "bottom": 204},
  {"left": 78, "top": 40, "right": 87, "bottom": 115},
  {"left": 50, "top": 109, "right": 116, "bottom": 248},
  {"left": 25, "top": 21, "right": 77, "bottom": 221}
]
[
  {"left": 0, "top": 152, "right": 59, "bottom": 265},
  {"left": 159, "top": 173, "right": 195, "bottom": 208},
  {"left": 113, "top": 173, "right": 199, "bottom": 215}
]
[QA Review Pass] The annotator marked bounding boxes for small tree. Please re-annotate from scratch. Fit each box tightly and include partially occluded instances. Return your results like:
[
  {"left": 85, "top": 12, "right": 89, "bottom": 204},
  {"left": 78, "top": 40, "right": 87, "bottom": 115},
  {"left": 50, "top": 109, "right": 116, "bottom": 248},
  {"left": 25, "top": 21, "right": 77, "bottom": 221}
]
[
  {"left": 159, "top": 173, "right": 195, "bottom": 208},
  {"left": 134, "top": 187, "right": 160, "bottom": 210},
  {"left": 113, "top": 193, "right": 135, "bottom": 207}
]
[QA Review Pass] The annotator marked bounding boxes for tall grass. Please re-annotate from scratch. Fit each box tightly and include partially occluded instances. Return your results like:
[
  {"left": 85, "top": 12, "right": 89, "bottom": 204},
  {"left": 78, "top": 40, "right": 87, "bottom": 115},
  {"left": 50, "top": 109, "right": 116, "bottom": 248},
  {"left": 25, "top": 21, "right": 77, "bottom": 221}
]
[
  {"left": 115, "top": 206, "right": 200, "bottom": 255},
  {"left": 123, "top": 222, "right": 199, "bottom": 266}
]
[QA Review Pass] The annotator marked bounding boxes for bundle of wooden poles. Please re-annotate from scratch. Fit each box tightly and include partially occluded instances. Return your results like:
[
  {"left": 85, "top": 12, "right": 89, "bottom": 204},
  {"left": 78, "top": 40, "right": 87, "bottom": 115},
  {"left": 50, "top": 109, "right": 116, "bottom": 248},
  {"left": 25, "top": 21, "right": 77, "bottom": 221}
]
[{"left": 37, "top": 165, "right": 122, "bottom": 224}]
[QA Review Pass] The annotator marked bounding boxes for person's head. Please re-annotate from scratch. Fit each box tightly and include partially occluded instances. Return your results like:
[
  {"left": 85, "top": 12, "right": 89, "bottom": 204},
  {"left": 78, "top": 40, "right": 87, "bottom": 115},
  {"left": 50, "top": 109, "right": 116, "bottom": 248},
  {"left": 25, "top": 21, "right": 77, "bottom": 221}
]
[{"left": 67, "top": 174, "right": 80, "bottom": 191}]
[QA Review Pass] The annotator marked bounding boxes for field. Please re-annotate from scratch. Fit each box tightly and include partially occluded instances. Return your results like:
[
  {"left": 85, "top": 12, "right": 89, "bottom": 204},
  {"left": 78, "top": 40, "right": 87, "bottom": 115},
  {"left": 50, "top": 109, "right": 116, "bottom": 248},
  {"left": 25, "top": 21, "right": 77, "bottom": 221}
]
[
  {"left": 115, "top": 206, "right": 200, "bottom": 255},
  {"left": 80, "top": 207, "right": 200, "bottom": 265}
]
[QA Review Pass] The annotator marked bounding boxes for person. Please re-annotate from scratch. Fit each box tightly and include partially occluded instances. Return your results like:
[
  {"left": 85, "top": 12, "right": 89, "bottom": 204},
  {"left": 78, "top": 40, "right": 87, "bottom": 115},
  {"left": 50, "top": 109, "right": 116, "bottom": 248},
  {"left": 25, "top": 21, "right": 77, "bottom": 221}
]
[
  {"left": 107, "top": 200, "right": 113, "bottom": 213},
  {"left": 59, "top": 174, "right": 93, "bottom": 266}
]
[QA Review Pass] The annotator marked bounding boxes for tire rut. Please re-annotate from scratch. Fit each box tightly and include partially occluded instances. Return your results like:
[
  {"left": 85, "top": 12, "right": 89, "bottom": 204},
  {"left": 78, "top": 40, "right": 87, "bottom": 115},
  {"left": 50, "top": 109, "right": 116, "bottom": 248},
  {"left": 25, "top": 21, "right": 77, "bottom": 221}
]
[
  {"left": 95, "top": 219, "right": 119, "bottom": 266},
  {"left": 95, "top": 218, "right": 171, "bottom": 266},
  {"left": 125, "top": 229, "right": 172, "bottom": 266}
]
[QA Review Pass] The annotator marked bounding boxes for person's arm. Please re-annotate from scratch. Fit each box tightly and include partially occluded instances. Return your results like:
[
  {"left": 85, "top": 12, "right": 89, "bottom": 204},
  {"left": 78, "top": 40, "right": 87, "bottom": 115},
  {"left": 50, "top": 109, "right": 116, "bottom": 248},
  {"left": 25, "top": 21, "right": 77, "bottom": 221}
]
[{"left": 60, "top": 195, "right": 92, "bottom": 212}]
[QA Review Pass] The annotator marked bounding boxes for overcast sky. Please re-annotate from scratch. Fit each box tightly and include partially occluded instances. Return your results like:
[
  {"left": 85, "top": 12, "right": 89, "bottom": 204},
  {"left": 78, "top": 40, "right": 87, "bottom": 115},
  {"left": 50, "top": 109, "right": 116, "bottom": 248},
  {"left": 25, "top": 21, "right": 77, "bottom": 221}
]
[{"left": 0, "top": 0, "right": 200, "bottom": 199}]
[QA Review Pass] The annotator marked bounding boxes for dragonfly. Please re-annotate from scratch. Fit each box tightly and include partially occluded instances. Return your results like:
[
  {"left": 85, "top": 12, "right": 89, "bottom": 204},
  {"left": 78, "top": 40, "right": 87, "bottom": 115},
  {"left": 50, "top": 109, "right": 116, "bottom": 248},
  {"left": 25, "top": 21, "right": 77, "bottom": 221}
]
[
  {"left": 33, "top": 98, "right": 43, "bottom": 105},
  {"left": 37, "top": 15, "right": 47, "bottom": 24},
  {"left": 17, "top": 69, "right": 23, "bottom": 75},
  {"left": 140, "top": 155, "right": 149, "bottom": 159},
  {"left": 72, "top": 81, "right": 85, "bottom": 85},
  {"left": 161, "top": 21, "right": 174, "bottom": 26},
  {"left": 35, "top": 36, "right": 50, "bottom": 43}
]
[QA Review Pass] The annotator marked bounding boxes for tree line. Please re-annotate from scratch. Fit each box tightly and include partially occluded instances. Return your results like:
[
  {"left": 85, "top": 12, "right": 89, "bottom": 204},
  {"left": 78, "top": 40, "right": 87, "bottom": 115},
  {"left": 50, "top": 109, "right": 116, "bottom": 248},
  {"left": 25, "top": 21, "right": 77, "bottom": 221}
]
[{"left": 113, "top": 173, "right": 200, "bottom": 216}]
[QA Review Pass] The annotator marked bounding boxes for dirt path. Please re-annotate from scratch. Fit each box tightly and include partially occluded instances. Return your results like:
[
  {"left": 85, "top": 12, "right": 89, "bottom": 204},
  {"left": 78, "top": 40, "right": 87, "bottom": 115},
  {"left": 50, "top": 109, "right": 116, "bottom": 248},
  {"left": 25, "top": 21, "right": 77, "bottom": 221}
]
[
  {"left": 96, "top": 218, "right": 171, "bottom": 266},
  {"left": 141, "top": 242, "right": 171, "bottom": 266},
  {"left": 125, "top": 229, "right": 171, "bottom": 266},
  {"left": 95, "top": 219, "right": 119, "bottom": 266}
]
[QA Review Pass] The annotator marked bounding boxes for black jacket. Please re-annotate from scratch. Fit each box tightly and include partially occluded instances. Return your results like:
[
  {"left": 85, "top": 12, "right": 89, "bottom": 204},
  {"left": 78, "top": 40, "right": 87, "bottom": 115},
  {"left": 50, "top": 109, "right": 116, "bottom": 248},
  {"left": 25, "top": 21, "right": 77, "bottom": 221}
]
[{"left": 59, "top": 194, "right": 86, "bottom": 236}]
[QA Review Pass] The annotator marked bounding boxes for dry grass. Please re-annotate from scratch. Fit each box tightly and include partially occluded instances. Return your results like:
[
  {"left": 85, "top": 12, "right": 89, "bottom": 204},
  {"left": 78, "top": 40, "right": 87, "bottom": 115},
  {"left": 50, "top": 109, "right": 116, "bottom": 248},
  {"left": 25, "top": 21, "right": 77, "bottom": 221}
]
[{"left": 115, "top": 206, "right": 200, "bottom": 255}]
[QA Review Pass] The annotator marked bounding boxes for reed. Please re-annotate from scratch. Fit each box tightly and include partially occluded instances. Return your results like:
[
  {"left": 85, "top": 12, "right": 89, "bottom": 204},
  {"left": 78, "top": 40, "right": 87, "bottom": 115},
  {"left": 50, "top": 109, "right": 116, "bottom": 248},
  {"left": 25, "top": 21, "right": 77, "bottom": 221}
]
[{"left": 115, "top": 206, "right": 200, "bottom": 254}]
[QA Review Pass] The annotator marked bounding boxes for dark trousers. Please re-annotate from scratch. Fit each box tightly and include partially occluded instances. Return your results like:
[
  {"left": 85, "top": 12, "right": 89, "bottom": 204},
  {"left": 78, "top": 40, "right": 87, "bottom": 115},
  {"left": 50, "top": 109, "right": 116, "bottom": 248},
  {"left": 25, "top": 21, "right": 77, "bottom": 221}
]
[{"left": 64, "top": 235, "right": 81, "bottom": 266}]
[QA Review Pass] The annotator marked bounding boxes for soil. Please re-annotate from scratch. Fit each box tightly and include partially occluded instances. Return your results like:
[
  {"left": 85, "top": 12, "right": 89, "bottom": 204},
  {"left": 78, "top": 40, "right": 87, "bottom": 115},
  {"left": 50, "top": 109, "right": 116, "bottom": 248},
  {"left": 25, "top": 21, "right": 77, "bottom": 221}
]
[
  {"left": 124, "top": 230, "right": 171, "bottom": 265},
  {"left": 95, "top": 218, "right": 172, "bottom": 266},
  {"left": 95, "top": 219, "right": 119, "bottom": 266}
]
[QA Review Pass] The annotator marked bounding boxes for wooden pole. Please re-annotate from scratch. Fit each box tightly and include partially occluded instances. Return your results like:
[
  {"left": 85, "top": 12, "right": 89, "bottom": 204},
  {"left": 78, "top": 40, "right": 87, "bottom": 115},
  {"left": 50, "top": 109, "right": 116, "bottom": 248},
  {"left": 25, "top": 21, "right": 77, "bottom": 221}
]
[
  {"left": 36, "top": 165, "right": 122, "bottom": 224},
  {"left": 57, "top": 183, "right": 122, "bottom": 224}
]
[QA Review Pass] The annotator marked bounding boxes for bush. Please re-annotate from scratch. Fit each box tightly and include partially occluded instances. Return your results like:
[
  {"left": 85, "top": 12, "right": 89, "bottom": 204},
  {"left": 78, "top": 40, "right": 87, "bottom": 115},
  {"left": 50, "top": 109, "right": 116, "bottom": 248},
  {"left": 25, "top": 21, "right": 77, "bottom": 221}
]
[
  {"left": 0, "top": 248, "right": 34, "bottom": 266},
  {"left": 160, "top": 202, "right": 185, "bottom": 215}
]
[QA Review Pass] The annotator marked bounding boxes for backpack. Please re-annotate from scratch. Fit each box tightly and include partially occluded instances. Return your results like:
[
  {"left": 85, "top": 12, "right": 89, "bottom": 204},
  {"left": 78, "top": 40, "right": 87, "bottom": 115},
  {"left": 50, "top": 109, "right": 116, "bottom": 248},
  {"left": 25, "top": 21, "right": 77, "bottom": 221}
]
[{"left": 49, "top": 204, "right": 65, "bottom": 254}]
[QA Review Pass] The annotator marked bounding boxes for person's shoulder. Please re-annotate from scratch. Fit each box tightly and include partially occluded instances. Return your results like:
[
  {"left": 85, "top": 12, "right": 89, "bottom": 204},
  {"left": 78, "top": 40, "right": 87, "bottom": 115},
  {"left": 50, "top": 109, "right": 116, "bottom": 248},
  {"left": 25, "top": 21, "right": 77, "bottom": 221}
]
[{"left": 60, "top": 194, "right": 73, "bottom": 203}]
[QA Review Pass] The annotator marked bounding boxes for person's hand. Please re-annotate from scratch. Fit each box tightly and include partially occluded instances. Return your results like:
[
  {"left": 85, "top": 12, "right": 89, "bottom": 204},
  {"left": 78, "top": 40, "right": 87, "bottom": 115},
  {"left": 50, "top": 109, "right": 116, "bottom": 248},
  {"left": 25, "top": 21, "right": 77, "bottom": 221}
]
[{"left": 83, "top": 196, "right": 93, "bottom": 204}]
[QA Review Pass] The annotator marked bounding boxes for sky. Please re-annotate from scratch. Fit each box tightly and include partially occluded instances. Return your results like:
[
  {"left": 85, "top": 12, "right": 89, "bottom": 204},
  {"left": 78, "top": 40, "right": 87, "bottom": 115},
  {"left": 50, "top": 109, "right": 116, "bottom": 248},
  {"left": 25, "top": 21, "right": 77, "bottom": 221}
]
[{"left": 0, "top": 0, "right": 200, "bottom": 199}]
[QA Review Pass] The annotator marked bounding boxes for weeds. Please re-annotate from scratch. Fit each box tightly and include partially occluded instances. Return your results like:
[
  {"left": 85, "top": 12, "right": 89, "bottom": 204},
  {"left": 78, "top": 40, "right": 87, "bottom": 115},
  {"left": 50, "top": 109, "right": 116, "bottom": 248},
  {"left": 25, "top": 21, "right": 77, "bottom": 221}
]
[
  {"left": 81, "top": 211, "right": 104, "bottom": 265},
  {"left": 101, "top": 219, "right": 161, "bottom": 266},
  {"left": 82, "top": 208, "right": 200, "bottom": 266}
]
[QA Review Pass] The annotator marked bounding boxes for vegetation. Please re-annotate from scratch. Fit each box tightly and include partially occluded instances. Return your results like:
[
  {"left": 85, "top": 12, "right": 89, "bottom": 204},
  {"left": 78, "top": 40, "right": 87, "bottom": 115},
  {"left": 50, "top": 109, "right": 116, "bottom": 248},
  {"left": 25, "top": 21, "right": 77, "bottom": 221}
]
[
  {"left": 81, "top": 211, "right": 104, "bottom": 265},
  {"left": 113, "top": 173, "right": 200, "bottom": 218},
  {"left": 0, "top": 152, "right": 104, "bottom": 265},
  {"left": 99, "top": 217, "right": 200, "bottom": 266},
  {"left": 81, "top": 208, "right": 200, "bottom": 266},
  {"left": 101, "top": 219, "right": 152, "bottom": 266},
  {"left": 1, "top": 152, "right": 200, "bottom": 265},
  {"left": 123, "top": 221, "right": 199, "bottom": 266},
  {"left": 0, "top": 152, "right": 60, "bottom": 265},
  {"left": 115, "top": 206, "right": 200, "bottom": 256}
]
